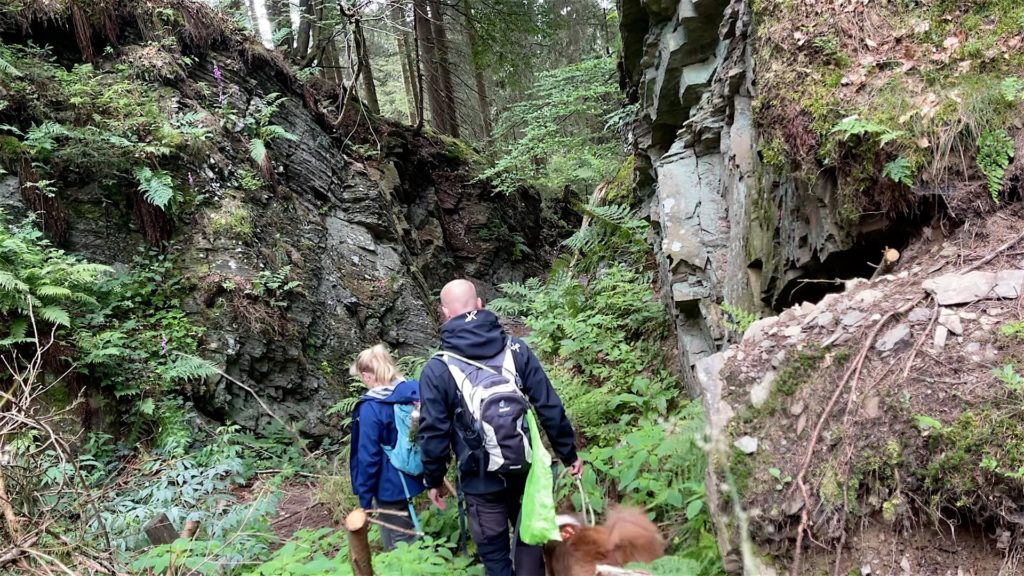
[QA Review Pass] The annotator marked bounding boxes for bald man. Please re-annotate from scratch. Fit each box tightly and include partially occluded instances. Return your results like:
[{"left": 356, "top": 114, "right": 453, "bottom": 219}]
[{"left": 418, "top": 279, "right": 582, "bottom": 576}]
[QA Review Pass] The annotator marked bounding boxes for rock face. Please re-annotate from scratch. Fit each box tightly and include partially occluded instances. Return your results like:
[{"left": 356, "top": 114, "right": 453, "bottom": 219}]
[
  {"left": 0, "top": 8, "right": 568, "bottom": 436},
  {"left": 619, "top": 0, "right": 892, "bottom": 390}
]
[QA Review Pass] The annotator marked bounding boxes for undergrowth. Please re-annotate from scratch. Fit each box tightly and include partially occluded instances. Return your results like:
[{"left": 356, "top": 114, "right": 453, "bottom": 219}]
[
  {"left": 491, "top": 206, "right": 724, "bottom": 573},
  {"left": 754, "top": 0, "right": 1024, "bottom": 219}
]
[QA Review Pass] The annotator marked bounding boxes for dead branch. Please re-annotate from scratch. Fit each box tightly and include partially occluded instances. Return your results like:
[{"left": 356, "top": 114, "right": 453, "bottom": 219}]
[
  {"left": 960, "top": 230, "right": 1024, "bottom": 273},
  {"left": 367, "top": 516, "right": 421, "bottom": 536}
]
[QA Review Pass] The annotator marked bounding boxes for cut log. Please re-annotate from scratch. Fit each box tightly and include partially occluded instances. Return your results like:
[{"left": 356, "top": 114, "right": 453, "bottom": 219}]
[
  {"left": 181, "top": 519, "right": 201, "bottom": 539},
  {"left": 346, "top": 508, "right": 373, "bottom": 576},
  {"left": 144, "top": 513, "right": 179, "bottom": 546}
]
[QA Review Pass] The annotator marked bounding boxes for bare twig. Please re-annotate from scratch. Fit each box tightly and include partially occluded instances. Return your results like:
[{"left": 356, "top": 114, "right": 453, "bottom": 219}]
[
  {"left": 174, "top": 352, "right": 311, "bottom": 458},
  {"left": 367, "top": 517, "right": 421, "bottom": 537}
]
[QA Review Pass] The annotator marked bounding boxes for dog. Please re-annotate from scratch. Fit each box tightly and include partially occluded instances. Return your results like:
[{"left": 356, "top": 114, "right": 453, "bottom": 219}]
[{"left": 543, "top": 505, "right": 666, "bottom": 576}]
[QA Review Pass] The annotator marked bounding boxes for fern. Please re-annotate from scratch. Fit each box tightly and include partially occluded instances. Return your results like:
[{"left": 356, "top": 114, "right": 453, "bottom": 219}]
[
  {"left": 1001, "top": 77, "right": 1024, "bottom": 103},
  {"left": 882, "top": 157, "right": 914, "bottom": 187},
  {"left": 562, "top": 202, "right": 648, "bottom": 272},
  {"left": 164, "top": 353, "right": 220, "bottom": 381},
  {"left": 0, "top": 54, "right": 21, "bottom": 77},
  {"left": 831, "top": 115, "right": 904, "bottom": 146},
  {"left": 133, "top": 166, "right": 176, "bottom": 209},
  {"left": 977, "top": 129, "right": 1016, "bottom": 202},
  {"left": 37, "top": 304, "right": 71, "bottom": 327},
  {"left": 0, "top": 270, "right": 29, "bottom": 293},
  {"left": 249, "top": 138, "right": 267, "bottom": 165},
  {"left": 260, "top": 124, "right": 299, "bottom": 142}
]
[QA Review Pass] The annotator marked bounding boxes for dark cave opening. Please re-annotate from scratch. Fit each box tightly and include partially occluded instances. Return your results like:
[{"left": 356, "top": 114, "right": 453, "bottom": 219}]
[{"left": 767, "top": 197, "right": 942, "bottom": 312}]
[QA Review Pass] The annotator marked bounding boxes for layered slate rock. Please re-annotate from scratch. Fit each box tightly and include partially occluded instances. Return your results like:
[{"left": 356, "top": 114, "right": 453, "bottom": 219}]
[
  {"left": 620, "top": 0, "right": 861, "bottom": 389},
  {"left": 0, "top": 4, "right": 567, "bottom": 436}
]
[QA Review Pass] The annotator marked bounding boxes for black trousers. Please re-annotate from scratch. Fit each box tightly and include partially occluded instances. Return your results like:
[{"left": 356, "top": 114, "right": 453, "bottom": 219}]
[{"left": 464, "top": 475, "right": 545, "bottom": 576}]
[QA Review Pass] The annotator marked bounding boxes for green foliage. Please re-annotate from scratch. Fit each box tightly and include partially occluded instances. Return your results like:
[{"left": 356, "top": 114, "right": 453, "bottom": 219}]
[
  {"left": 246, "top": 265, "right": 303, "bottom": 308},
  {"left": 0, "top": 42, "right": 208, "bottom": 211},
  {"left": 481, "top": 57, "right": 622, "bottom": 196},
  {"left": 830, "top": 115, "right": 904, "bottom": 146},
  {"left": 0, "top": 210, "right": 110, "bottom": 344},
  {"left": 977, "top": 129, "right": 1016, "bottom": 202},
  {"left": 562, "top": 203, "right": 649, "bottom": 271},
  {"left": 882, "top": 156, "right": 915, "bottom": 187},
  {"left": 720, "top": 302, "right": 758, "bottom": 336},
  {"left": 134, "top": 166, "right": 177, "bottom": 209},
  {"left": 1001, "top": 77, "right": 1024, "bottom": 102},
  {"left": 994, "top": 364, "right": 1024, "bottom": 393},
  {"left": 1002, "top": 320, "right": 1024, "bottom": 338}
]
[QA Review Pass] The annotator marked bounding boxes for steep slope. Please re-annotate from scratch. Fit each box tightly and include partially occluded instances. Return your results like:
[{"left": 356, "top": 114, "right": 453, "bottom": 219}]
[
  {"left": 0, "top": 0, "right": 571, "bottom": 435},
  {"left": 618, "top": 0, "right": 1024, "bottom": 572}
]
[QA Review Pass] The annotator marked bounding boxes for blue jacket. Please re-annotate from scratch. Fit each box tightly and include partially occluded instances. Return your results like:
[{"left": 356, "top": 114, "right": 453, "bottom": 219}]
[
  {"left": 418, "top": 309, "right": 578, "bottom": 494},
  {"left": 349, "top": 379, "right": 426, "bottom": 509}
]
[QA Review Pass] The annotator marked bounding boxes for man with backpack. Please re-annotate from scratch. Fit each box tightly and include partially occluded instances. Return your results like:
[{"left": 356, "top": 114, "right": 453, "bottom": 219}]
[{"left": 418, "top": 279, "right": 582, "bottom": 576}]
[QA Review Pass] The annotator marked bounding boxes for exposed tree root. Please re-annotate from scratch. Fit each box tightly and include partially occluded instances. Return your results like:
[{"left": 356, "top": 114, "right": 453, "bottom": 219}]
[{"left": 790, "top": 295, "right": 925, "bottom": 576}]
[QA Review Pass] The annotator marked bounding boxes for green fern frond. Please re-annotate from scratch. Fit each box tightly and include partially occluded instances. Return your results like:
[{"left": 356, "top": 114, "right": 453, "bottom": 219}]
[
  {"left": 37, "top": 304, "right": 71, "bottom": 327},
  {"left": 0, "top": 270, "right": 29, "bottom": 293},
  {"left": 165, "top": 353, "right": 220, "bottom": 381},
  {"left": 249, "top": 138, "right": 267, "bottom": 165},
  {"left": 261, "top": 124, "right": 299, "bottom": 142},
  {"left": 0, "top": 318, "right": 29, "bottom": 347},
  {"left": 0, "top": 55, "right": 21, "bottom": 77},
  {"left": 133, "top": 166, "right": 176, "bottom": 210},
  {"left": 34, "top": 285, "right": 73, "bottom": 299}
]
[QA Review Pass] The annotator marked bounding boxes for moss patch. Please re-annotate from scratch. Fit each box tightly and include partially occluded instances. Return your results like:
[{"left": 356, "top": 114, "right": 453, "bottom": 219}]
[{"left": 922, "top": 407, "right": 1024, "bottom": 512}]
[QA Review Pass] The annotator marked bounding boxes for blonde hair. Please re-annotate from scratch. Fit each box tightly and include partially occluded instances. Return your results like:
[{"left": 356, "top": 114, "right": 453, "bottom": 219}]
[{"left": 349, "top": 344, "right": 404, "bottom": 387}]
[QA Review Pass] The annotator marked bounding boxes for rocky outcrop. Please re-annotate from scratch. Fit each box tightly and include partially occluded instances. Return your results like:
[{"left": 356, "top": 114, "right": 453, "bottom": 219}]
[
  {"left": 619, "top": 0, "right": 912, "bottom": 389},
  {"left": 0, "top": 2, "right": 569, "bottom": 436}
]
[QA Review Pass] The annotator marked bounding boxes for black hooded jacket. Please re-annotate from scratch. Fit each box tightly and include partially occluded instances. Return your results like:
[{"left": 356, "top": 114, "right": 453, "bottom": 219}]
[{"left": 418, "top": 309, "right": 578, "bottom": 494}]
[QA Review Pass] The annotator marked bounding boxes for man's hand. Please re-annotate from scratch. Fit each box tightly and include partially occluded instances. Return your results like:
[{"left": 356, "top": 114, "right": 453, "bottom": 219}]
[
  {"left": 569, "top": 458, "right": 584, "bottom": 478},
  {"left": 428, "top": 487, "right": 449, "bottom": 510}
]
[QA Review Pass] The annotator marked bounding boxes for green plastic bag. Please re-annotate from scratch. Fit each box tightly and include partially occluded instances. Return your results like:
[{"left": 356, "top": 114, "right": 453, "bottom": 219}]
[{"left": 519, "top": 409, "right": 561, "bottom": 545}]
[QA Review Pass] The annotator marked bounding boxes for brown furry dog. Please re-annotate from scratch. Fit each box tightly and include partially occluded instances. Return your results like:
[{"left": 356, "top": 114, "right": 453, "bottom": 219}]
[{"left": 544, "top": 506, "right": 666, "bottom": 576}]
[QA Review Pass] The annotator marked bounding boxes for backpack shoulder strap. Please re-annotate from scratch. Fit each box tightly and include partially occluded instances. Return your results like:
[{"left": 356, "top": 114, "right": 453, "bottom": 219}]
[{"left": 434, "top": 350, "right": 500, "bottom": 374}]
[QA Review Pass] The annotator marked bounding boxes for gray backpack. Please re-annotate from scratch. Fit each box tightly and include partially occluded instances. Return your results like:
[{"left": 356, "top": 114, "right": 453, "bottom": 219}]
[{"left": 433, "top": 342, "right": 533, "bottom": 474}]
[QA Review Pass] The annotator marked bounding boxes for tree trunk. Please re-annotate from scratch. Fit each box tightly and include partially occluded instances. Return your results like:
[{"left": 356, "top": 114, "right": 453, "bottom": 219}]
[
  {"left": 461, "top": 0, "right": 491, "bottom": 139},
  {"left": 324, "top": 37, "right": 344, "bottom": 85},
  {"left": 267, "top": 0, "right": 293, "bottom": 51},
  {"left": 352, "top": 18, "right": 380, "bottom": 114},
  {"left": 296, "top": 0, "right": 312, "bottom": 59},
  {"left": 392, "top": 1, "right": 418, "bottom": 124},
  {"left": 246, "top": 0, "right": 260, "bottom": 32},
  {"left": 427, "top": 0, "right": 459, "bottom": 137},
  {"left": 346, "top": 509, "right": 374, "bottom": 576},
  {"left": 413, "top": 0, "right": 442, "bottom": 130}
]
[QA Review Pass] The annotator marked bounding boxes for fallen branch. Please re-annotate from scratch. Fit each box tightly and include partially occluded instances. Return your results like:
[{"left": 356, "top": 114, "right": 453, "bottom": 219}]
[
  {"left": 959, "top": 229, "right": 1024, "bottom": 273},
  {"left": 367, "top": 517, "right": 421, "bottom": 537},
  {"left": 790, "top": 295, "right": 924, "bottom": 576},
  {"left": 901, "top": 301, "right": 938, "bottom": 382},
  {"left": 269, "top": 501, "right": 326, "bottom": 526},
  {"left": 0, "top": 470, "right": 21, "bottom": 544}
]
